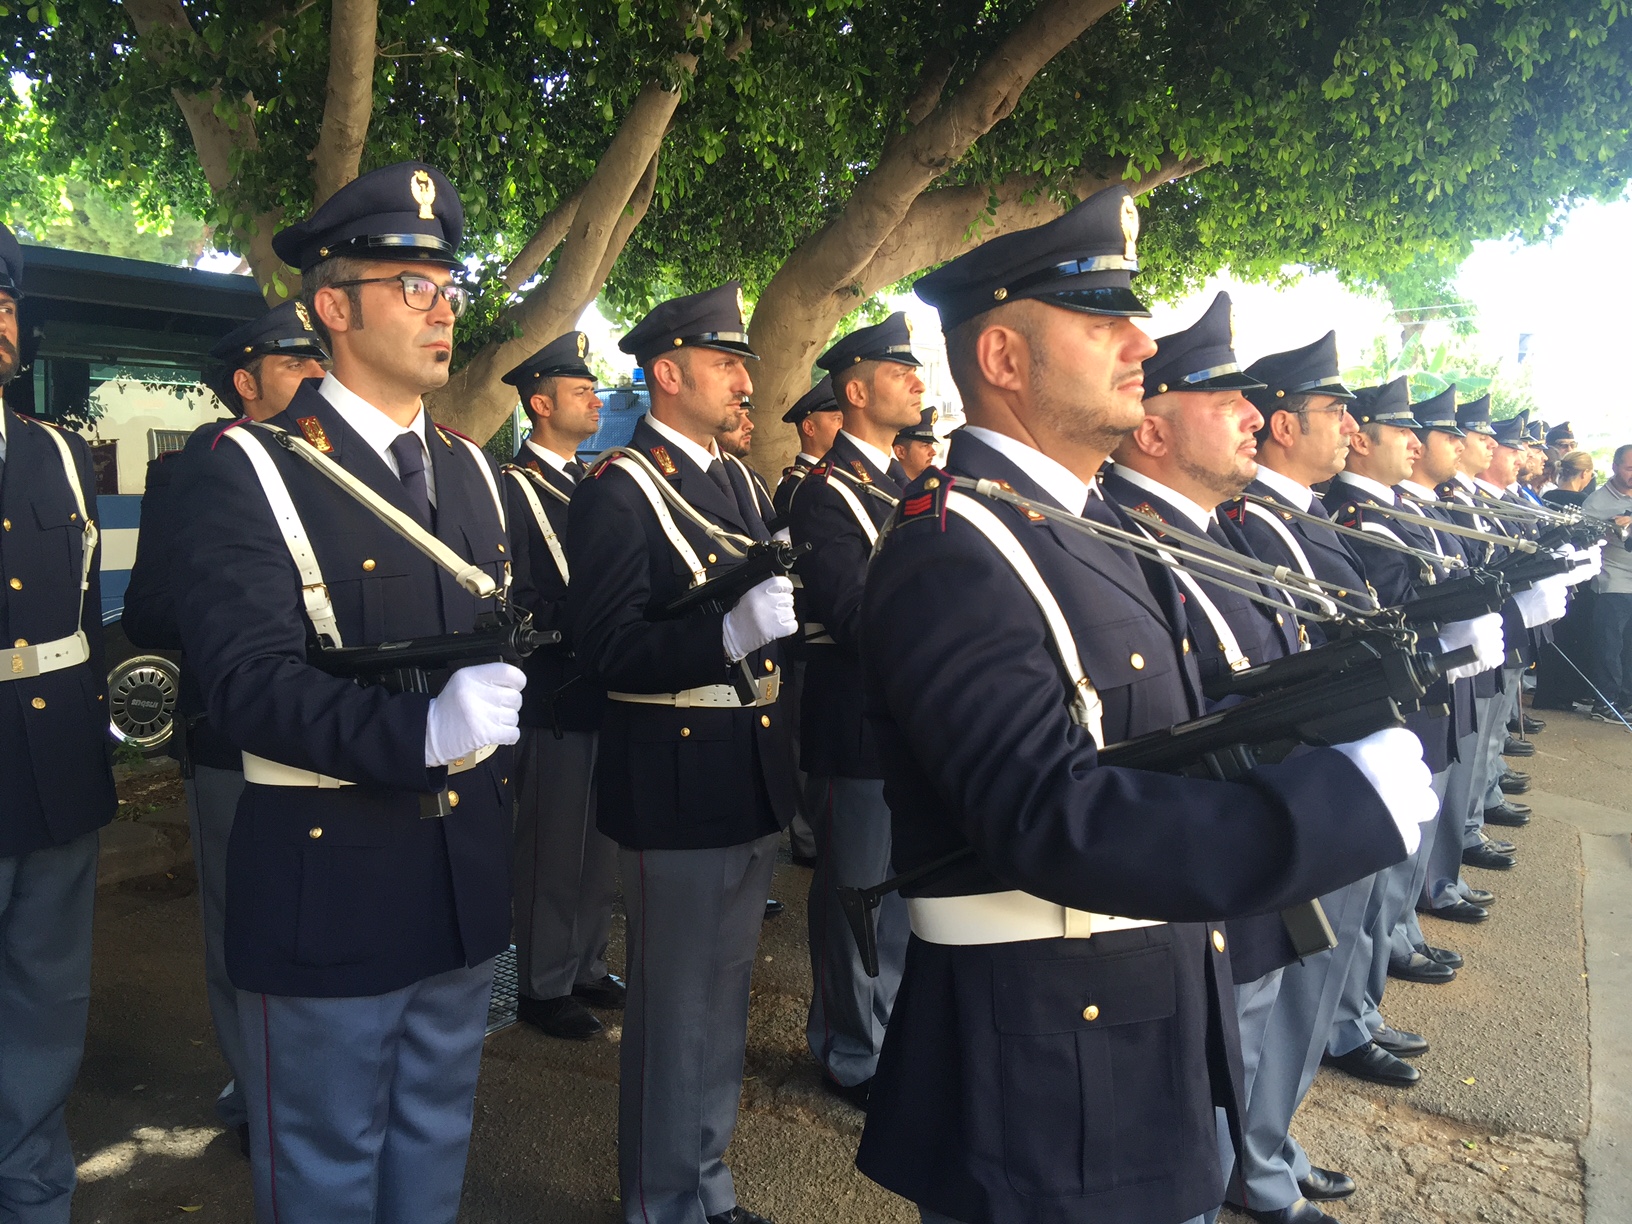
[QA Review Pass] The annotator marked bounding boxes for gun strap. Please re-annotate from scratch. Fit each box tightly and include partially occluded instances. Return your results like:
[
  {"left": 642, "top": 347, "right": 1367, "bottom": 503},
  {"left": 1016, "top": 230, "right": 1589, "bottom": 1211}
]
[
  {"left": 245, "top": 423, "right": 502, "bottom": 600},
  {"left": 604, "top": 454, "right": 711, "bottom": 587},
  {"left": 596, "top": 447, "right": 757, "bottom": 558},
  {"left": 30, "top": 418, "right": 99, "bottom": 648},
  {"left": 945, "top": 491, "right": 1104, "bottom": 744},
  {"left": 221, "top": 426, "right": 345, "bottom": 649},
  {"left": 503, "top": 467, "right": 570, "bottom": 586},
  {"left": 1241, "top": 501, "right": 1338, "bottom": 618},
  {"left": 1127, "top": 520, "right": 1251, "bottom": 673},
  {"left": 442, "top": 429, "right": 508, "bottom": 534}
]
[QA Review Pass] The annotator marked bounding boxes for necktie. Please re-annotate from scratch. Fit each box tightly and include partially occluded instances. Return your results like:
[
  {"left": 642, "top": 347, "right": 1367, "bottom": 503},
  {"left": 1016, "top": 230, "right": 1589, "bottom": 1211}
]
[
  {"left": 887, "top": 458, "right": 908, "bottom": 487},
  {"left": 389, "top": 432, "right": 433, "bottom": 528}
]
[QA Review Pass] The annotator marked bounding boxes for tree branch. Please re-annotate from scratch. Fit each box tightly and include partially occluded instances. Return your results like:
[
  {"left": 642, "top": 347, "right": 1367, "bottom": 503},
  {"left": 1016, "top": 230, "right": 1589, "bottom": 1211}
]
[
  {"left": 586, "top": 151, "right": 660, "bottom": 302},
  {"left": 501, "top": 182, "right": 586, "bottom": 291},
  {"left": 310, "top": 0, "right": 378, "bottom": 205}
]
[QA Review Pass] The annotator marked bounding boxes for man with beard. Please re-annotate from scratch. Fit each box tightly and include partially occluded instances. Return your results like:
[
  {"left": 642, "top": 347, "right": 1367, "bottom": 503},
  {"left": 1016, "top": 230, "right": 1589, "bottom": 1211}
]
[
  {"left": 717, "top": 404, "right": 777, "bottom": 526},
  {"left": 1105, "top": 296, "right": 1364, "bottom": 1224},
  {"left": 0, "top": 222, "right": 118, "bottom": 1223},
  {"left": 121, "top": 301, "right": 328, "bottom": 1157},
  {"left": 851, "top": 186, "right": 1435, "bottom": 1224},
  {"left": 788, "top": 312, "right": 925, "bottom": 1108},
  {"left": 567, "top": 282, "right": 798, "bottom": 1224},
  {"left": 499, "top": 331, "right": 620, "bottom": 1042},
  {"left": 173, "top": 163, "right": 526, "bottom": 1222},
  {"left": 892, "top": 408, "right": 939, "bottom": 483}
]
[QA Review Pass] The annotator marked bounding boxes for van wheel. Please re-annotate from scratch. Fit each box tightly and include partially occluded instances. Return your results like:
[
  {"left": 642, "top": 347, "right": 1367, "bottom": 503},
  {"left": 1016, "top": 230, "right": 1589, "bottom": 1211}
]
[{"left": 108, "top": 655, "right": 180, "bottom": 755}]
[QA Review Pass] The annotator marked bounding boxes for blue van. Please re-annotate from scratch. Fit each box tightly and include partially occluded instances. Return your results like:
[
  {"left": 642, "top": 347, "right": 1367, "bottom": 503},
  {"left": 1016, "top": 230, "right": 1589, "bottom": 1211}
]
[{"left": 576, "top": 370, "right": 650, "bottom": 460}]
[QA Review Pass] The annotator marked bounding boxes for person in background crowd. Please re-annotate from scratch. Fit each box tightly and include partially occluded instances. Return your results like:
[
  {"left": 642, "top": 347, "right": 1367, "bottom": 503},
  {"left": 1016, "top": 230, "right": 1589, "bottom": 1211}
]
[
  {"left": 891, "top": 407, "right": 940, "bottom": 482},
  {"left": 1545, "top": 451, "right": 1595, "bottom": 509},
  {"left": 1534, "top": 448, "right": 1604, "bottom": 711},
  {"left": 1581, "top": 444, "right": 1632, "bottom": 720}
]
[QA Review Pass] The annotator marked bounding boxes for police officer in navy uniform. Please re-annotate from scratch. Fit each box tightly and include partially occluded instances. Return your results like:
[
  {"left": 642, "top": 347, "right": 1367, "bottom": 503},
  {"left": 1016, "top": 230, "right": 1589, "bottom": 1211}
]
[
  {"left": 498, "top": 332, "right": 621, "bottom": 1041},
  {"left": 717, "top": 403, "right": 780, "bottom": 529},
  {"left": 565, "top": 282, "right": 797, "bottom": 1224},
  {"left": 851, "top": 186, "right": 1435, "bottom": 1224},
  {"left": 788, "top": 311, "right": 924, "bottom": 1107},
  {"left": 122, "top": 300, "right": 327, "bottom": 1155},
  {"left": 891, "top": 406, "right": 939, "bottom": 483},
  {"left": 772, "top": 376, "right": 843, "bottom": 869},
  {"left": 773, "top": 376, "right": 844, "bottom": 523},
  {"left": 172, "top": 162, "right": 526, "bottom": 1223},
  {"left": 0, "top": 222, "right": 118, "bottom": 1224},
  {"left": 1104, "top": 295, "right": 1366, "bottom": 1224}
]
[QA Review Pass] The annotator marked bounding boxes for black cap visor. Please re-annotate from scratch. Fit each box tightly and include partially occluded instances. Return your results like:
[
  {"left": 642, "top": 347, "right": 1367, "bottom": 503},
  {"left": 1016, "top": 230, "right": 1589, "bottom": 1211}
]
[
  {"left": 669, "top": 333, "right": 759, "bottom": 361},
  {"left": 318, "top": 232, "right": 461, "bottom": 268},
  {"left": 1416, "top": 421, "right": 1466, "bottom": 438},
  {"left": 1158, "top": 367, "right": 1268, "bottom": 394},
  {"left": 1033, "top": 285, "right": 1151, "bottom": 318}
]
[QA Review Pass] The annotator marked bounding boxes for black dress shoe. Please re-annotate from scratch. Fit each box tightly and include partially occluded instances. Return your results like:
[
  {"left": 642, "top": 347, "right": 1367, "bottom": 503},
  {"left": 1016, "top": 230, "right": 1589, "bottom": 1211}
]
[
  {"left": 1463, "top": 844, "right": 1516, "bottom": 870},
  {"left": 1372, "top": 1025, "right": 1429, "bottom": 1056},
  {"left": 1509, "top": 713, "right": 1546, "bottom": 734},
  {"left": 1483, "top": 802, "right": 1531, "bottom": 826},
  {"left": 1500, "top": 772, "right": 1532, "bottom": 795},
  {"left": 790, "top": 852, "right": 818, "bottom": 869},
  {"left": 1503, "top": 767, "right": 1531, "bottom": 784},
  {"left": 1246, "top": 1201, "right": 1340, "bottom": 1224},
  {"left": 1298, "top": 1166, "right": 1357, "bottom": 1200},
  {"left": 1430, "top": 899, "right": 1490, "bottom": 923},
  {"left": 1502, "top": 735, "right": 1536, "bottom": 758},
  {"left": 707, "top": 1208, "right": 775, "bottom": 1224},
  {"left": 821, "top": 1076, "right": 872, "bottom": 1111},
  {"left": 1388, "top": 951, "right": 1456, "bottom": 984},
  {"left": 1461, "top": 887, "right": 1495, "bottom": 906},
  {"left": 1416, "top": 942, "right": 1464, "bottom": 968},
  {"left": 764, "top": 898, "right": 786, "bottom": 917},
  {"left": 1322, "top": 1040, "right": 1421, "bottom": 1086},
  {"left": 1481, "top": 835, "right": 1517, "bottom": 854},
  {"left": 516, "top": 994, "right": 603, "bottom": 1040},
  {"left": 572, "top": 974, "right": 627, "bottom": 1009}
]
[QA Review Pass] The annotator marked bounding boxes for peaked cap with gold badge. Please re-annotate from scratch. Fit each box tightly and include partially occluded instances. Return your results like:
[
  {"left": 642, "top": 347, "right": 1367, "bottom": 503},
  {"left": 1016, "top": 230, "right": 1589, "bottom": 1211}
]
[
  {"left": 272, "top": 161, "right": 464, "bottom": 272},
  {"left": 913, "top": 185, "right": 1149, "bottom": 330},
  {"left": 502, "top": 330, "right": 595, "bottom": 390},
  {"left": 1242, "top": 331, "right": 1356, "bottom": 416},
  {"left": 782, "top": 375, "right": 839, "bottom": 425},
  {"left": 208, "top": 299, "right": 330, "bottom": 370},
  {"left": 618, "top": 281, "right": 757, "bottom": 365},
  {"left": 1409, "top": 384, "right": 1464, "bottom": 436},
  {"left": 816, "top": 310, "right": 921, "bottom": 372},
  {"left": 1143, "top": 291, "right": 1266, "bottom": 396}
]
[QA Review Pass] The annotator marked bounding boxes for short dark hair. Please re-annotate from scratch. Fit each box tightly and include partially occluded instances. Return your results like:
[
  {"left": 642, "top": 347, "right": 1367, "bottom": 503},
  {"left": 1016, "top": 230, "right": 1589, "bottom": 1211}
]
[
  {"left": 521, "top": 375, "right": 560, "bottom": 425},
  {"left": 1614, "top": 443, "right": 1632, "bottom": 468},
  {"left": 832, "top": 362, "right": 875, "bottom": 411},
  {"left": 1252, "top": 391, "right": 1321, "bottom": 445},
  {"left": 208, "top": 354, "right": 267, "bottom": 416},
  {"left": 300, "top": 254, "right": 374, "bottom": 349}
]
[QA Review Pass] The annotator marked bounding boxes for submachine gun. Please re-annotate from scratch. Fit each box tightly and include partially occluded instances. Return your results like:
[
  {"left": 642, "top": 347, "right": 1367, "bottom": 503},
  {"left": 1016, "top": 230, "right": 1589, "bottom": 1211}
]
[
  {"left": 310, "top": 605, "right": 560, "bottom": 818},
  {"left": 659, "top": 539, "right": 811, "bottom": 703},
  {"left": 837, "top": 631, "right": 1477, "bottom": 977}
]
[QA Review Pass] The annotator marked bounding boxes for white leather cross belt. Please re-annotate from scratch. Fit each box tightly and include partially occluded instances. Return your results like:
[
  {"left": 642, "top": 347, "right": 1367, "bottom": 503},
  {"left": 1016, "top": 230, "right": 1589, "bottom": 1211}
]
[
  {"left": 242, "top": 742, "right": 496, "bottom": 788},
  {"left": 907, "top": 889, "right": 1165, "bottom": 945},
  {"left": 3, "top": 631, "right": 90, "bottom": 681},
  {"left": 607, "top": 668, "right": 781, "bottom": 709}
]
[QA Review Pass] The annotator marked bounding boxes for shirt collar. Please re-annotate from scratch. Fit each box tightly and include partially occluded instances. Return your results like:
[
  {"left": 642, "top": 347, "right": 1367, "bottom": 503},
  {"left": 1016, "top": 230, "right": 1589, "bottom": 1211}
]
[
  {"left": 1335, "top": 470, "right": 1398, "bottom": 503},
  {"left": 1454, "top": 472, "right": 1478, "bottom": 493},
  {"left": 1398, "top": 479, "right": 1439, "bottom": 501},
  {"left": 1110, "top": 463, "right": 1217, "bottom": 531},
  {"left": 962, "top": 426, "right": 1092, "bottom": 514},
  {"left": 1473, "top": 477, "right": 1507, "bottom": 498},
  {"left": 644, "top": 412, "right": 719, "bottom": 471},
  {"left": 839, "top": 429, "right": 893, "bottom": 477},
  {"left": 1252, "top": 463, "right": 1316, "bottom": 510},
  {"left": 317, "top": 373, "right": 427, "bottom": 465},
  {"left": 523, "top": 437, "right": 573, "bottom": 474},
  {"left": 797, "top": 452, "right": 819, "bottom": 465}
]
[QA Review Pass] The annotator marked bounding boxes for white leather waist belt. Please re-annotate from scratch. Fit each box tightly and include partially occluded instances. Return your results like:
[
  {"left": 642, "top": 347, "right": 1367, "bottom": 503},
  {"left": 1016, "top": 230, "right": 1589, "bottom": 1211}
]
[
  {"left": 3, "top": 631, "right": 90, "bottom": 681},
  {"left": 608, "top": 668, "right": 781, "bottom": 709},
  {"left": 243, "top": 743, "right": 496, "bottom": 788},
  {"left": 908, "top": 889, "right": 1165, "bottom": 945}
]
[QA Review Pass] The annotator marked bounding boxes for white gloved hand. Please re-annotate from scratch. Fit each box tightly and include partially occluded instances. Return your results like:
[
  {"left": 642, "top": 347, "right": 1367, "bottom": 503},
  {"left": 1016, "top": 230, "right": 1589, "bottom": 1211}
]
[
  {"left": 424, "top": 661, "right": 525, "bottom": 767},
  {"left": 1514, "top": 576, "right": 1568, "bottom": 627},
  {"left": 1332, "top": 726, "right": 1438, "bottom": 855},
  {"left": 722, "top": 575, "right": 798, "bottom": 662},
  {"left": 1437, "top": 611, "right": 1506, "bottom": 681},
  {"left": 1559, "top": 544, "right": 1602, "bottom": 586}
]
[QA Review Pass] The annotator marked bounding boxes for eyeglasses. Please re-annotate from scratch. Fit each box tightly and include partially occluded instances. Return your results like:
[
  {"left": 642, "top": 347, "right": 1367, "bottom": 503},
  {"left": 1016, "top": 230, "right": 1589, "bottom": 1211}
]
[{"left": 328, "top": 273, "right": 470, "bottom": 318}]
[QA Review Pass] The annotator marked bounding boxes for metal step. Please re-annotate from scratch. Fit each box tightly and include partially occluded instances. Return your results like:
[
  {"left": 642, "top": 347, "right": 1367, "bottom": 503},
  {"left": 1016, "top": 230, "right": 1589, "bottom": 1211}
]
[{"left": 486, "top": 945, "right": 519, "bottom": 1036}]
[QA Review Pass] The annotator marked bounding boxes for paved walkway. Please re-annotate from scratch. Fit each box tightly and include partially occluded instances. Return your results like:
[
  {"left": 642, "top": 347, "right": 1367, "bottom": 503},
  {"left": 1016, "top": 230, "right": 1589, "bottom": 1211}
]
[{"left": 64, "top": 707, "right": 1630, "bottom": 1223}]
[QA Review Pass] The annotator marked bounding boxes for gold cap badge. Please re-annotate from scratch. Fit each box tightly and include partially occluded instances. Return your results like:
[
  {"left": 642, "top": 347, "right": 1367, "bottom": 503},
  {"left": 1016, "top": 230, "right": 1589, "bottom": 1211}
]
[
  {"left": 294, "top": 301, "right": 314, "bottom": 332},
  {"left": 577, "top": 332, "right": 588, "bottom": 358},
  {"left": 410, "top": 170, "right": 437, "bottom": 221},
  {"left": 1120, "top": 194, "right": 1140, "bottom": 263},
  {"left": 735, "top": 285, "right": 747, "bottom": 321}
]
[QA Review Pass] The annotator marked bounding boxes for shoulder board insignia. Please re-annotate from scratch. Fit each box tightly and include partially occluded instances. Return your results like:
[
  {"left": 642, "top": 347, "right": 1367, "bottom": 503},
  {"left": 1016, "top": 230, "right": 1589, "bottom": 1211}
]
[
  {"left": 848, "top": 459, "right": 874, "bottom": 484},
  {"left": 1221, "top": 498, "right": 1245, "bottom": 523},
  {"left": 436, "top": 422, "right": 476, "bottom": 445},
  {"left": 650, "top": 445, "right": 678, "bottom": 476},
  {"left": 903, "top": 493, "right": 935, "bottom": 517},
  {"left": 990, "top": 478, "right": 1045, "bottom": 522},
  {"left": 812, "top": 461, "right": 834, "bottom": 480},
  {"left": 433, "top": 427, "right": 455, "bottom": 449},
  {"left": 210, "top": 418, "right": 250, "bottom": 450},
  {"left": 589, "top": 455, "right": 619, "bottom": 479},
  {"left": 898, "top": 468, "right": 952, "bottom": 528},
  {"left": 1133, "top": 501, "right": 1164, "bottom": 524},
  {"left": 296, "top": 416, "right": 333, "bottom": 453}
]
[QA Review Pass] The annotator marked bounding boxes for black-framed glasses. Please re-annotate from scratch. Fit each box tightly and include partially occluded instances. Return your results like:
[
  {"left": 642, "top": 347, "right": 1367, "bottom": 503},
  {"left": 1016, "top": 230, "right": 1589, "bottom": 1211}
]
[{"left": 328, "top": 273, "right": 470, "bottom": 318}]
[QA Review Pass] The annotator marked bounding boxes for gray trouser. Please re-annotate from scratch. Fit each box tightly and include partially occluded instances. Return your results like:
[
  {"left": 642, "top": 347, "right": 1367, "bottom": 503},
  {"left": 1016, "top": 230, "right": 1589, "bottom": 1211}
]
[
  {"left": 0, "top": 830, "right": 99, "bottom": 1224},
  {"left": 805, "top": 775, "right": 907, "bottom": 1087},
  {"left": 185, "top": 764, "right": 249, "bottom": 1128},
  {"left": 785, "top": 660, "right": 816, "bottom": 859},
  {"left": 1423, "top": 729, "right": 1481, "bottom": 910},
  {"left": 1228, "top": 875, "right": 1371, "bottom": 1210},
  {"left": 238, "top": 959, "right": 495, "bottom": 1224},
  {"left": 1479, "top": 671, "right": 1522, "bottom": 812},
  {"left": 618, "top": 835, "right": 779, "bottom": 1224},
  {"left": 1462, "top": 695, "right": 1502, "bottom": 847},
  {"left": 1330, "top": 766, "right": 1449, "bottom": 1055},
  {"left": 513, "top": 728, "right": 616, "bottom": 1000}
]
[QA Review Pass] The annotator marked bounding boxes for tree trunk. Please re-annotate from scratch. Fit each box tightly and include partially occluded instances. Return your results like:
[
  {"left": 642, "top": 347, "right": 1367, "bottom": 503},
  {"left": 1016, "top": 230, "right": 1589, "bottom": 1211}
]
[
  {"left": 429, "top": 63, "right": 693, "bottom": 441},
  {"left": 310, "top": 0, "right": 379, "bottom": 207}
]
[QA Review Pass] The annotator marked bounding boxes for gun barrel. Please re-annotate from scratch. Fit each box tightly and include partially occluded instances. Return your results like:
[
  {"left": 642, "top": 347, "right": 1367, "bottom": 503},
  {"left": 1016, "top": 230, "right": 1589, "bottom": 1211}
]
[
  {"left": 314, "top": 623, "right": 560, "bottom": 678},
  {"left": 662, "top": 540, "right": 810, "bottom": 618},
  {"left": 1395, "top": 573, "right": 1508, "bottom": 628}
]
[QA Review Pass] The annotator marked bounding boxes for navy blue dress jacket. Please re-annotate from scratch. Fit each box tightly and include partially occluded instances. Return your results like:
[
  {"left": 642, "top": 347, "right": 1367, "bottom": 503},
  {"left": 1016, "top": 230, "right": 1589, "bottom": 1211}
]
[
  {"left": 854, "top": 431, "right": 1407, "bottom": 1224},
  {"left": 0, "top": 407, "right": 117, "bottom": 856},
  {"left": 172, "top": 382, "right": 514, "bottom": 998}
]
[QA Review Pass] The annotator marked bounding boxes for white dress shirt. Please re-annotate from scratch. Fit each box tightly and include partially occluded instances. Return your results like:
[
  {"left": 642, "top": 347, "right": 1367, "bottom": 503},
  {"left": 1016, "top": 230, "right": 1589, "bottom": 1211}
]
[
  {"left": 523, "top": 437, "right": 576, "bottom": 476},
  {"left": 839, "top": 429, "right": 894, "bottom": 477},
  {"left": 1333, "top": 470, "right": 1398, "bottom": 504},
  {"left": 1110, "top": 464, "right": 1217, "bottom": 530},
  {"left": 961, "top": 427, "right": 1092, "bottom": 514},
  {"left": 644, "top": 412, "right": 720, "bottom": 470},
  {"left": 1252, "top": 463, "right": 1317, "bottom": 512},
  {"left": 318, "top": 373, "right": 436, "bottom": 505}
]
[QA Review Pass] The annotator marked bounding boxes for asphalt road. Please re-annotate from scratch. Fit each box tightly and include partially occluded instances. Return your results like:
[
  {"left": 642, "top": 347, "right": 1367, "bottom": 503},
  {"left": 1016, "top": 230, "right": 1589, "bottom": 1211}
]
[{"left": 66, "top": 703, "right": 1626, "bottom": 1223}]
